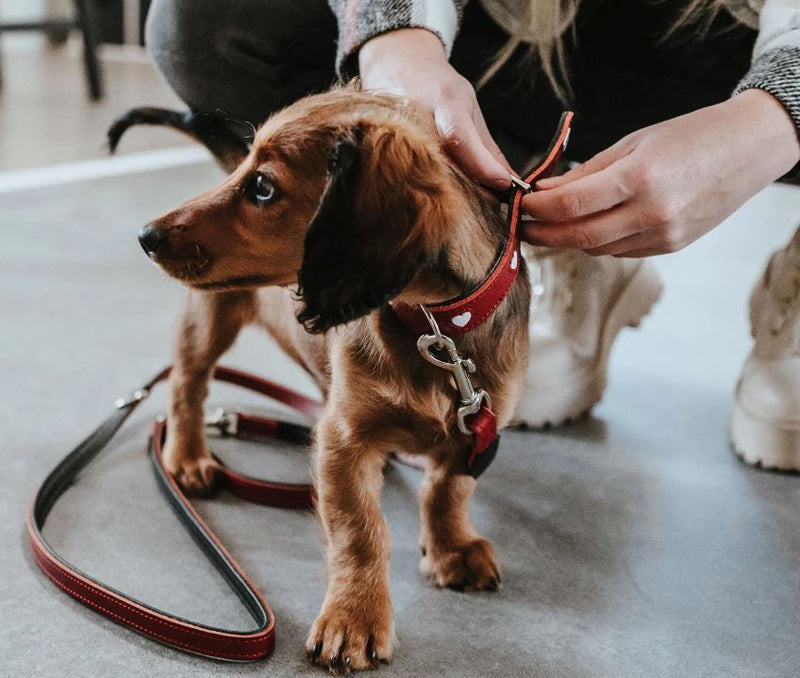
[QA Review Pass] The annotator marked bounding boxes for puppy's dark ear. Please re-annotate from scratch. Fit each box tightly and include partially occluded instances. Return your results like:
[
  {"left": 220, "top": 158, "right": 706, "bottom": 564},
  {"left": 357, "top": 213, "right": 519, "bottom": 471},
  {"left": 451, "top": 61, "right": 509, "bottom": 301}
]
[
  {"left": 297, "top": 122, "right": 450, "bottom": 333},
  {"left": 108, "top": 107, "right": 249, "bottom": 174}
]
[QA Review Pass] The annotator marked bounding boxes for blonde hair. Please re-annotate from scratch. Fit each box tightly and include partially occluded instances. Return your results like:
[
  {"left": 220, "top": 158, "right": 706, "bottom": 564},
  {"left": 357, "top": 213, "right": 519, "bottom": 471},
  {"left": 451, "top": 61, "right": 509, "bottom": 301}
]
[{"left": 478, "top": 0, "right": 728, "bottom": 104}]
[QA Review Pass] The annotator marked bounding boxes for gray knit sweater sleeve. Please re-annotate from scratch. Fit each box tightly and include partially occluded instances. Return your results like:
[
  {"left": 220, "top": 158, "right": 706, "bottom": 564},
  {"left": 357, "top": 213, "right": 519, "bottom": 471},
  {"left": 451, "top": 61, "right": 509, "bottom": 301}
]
[
  {"left": 326, "top": 0, "right": 465, "bottom": 77},
  {"left": 733, "top": 0, "right": 800, "bottom": 153}
]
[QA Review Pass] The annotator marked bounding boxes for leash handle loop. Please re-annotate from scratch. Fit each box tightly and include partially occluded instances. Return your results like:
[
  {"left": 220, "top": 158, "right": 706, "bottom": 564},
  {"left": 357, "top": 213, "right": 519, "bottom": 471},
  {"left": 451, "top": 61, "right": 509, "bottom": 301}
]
[{"left": 27, "top": 365, "right": 320, "bottom": 662}]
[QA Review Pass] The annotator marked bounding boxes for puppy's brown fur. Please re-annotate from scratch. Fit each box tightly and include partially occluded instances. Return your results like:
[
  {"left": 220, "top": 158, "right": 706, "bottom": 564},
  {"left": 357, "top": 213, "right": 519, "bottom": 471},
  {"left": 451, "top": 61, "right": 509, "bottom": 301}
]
[{"left": 123, "top": 85, "right": 530, "bottom": 672}]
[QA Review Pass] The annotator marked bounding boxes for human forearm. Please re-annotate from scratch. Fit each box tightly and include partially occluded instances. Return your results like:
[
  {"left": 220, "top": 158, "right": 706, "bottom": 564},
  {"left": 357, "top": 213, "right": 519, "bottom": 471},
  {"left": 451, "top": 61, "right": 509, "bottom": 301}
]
[{"left": 521, "top": 90, "right": 800, "bottom": 257}]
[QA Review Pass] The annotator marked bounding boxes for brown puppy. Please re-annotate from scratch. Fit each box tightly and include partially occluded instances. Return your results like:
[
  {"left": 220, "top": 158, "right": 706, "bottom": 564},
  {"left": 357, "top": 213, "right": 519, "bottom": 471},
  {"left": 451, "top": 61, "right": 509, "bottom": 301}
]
[{"left": 113, "top": 84, "right": 530, "bottom": 672}]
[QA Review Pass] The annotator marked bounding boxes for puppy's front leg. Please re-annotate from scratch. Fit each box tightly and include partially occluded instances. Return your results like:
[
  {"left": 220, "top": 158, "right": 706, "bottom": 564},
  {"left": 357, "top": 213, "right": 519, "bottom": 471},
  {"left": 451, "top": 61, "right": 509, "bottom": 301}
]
[
  {"left": 418, "top": 450, "right": 501, "bottom": 591},
  {"left": 306, "top": 417, "right": 394, "bottom": 672},
  {"left": 164, "top": 289, "right": 253, "bottom": 494}
]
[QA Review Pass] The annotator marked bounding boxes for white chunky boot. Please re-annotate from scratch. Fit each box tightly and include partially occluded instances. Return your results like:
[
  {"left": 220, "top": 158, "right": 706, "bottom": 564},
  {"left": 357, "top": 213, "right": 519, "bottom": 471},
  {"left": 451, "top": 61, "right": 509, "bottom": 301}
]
[
  {"left": 731, "top": 226, "right": 800, "bottom": 470},
  {"left": 513, "top": 246, "right": 663, "bottom": 428}
]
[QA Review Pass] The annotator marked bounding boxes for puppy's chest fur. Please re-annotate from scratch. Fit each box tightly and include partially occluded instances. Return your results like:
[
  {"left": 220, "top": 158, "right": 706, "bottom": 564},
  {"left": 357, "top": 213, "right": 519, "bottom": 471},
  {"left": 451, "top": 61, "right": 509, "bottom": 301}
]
[{"left": 251, "top": 264, "right": 530, "bottom": 454}]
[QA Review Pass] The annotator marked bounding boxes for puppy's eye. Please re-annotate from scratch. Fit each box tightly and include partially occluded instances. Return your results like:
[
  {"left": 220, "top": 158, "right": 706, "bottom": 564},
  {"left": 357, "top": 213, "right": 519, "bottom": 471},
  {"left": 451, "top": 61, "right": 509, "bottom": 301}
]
[{"left": 248, "top": 172, "right": 278, "bottom": 205}]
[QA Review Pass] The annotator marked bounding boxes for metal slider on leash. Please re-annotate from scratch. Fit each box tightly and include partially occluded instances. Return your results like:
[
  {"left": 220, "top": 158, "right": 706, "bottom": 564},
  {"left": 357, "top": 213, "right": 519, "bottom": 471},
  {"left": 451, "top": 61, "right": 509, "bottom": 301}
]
[{"left": 417, "top": 305, "right": 492, "bottom": 435}]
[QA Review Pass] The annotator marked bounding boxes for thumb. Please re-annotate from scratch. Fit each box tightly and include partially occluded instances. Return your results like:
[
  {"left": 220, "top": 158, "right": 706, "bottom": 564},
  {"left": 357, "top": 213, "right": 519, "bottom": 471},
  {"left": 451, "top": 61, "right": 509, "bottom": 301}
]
[{"left": 436, "top": 108, "right": 513, "bottom": 191}]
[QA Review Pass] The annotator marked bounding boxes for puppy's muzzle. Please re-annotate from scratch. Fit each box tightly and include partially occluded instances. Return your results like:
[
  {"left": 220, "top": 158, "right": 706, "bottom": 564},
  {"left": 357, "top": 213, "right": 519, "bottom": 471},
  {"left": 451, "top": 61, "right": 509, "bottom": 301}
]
[{"left": 138, "top": 223, "right": 211, "bottom": 278}]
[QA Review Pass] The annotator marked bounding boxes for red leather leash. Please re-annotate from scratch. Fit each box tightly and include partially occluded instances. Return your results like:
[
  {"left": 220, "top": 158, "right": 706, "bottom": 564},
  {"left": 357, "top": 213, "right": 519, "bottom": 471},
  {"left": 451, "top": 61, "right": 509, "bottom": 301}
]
[
  {"left": 27, "top": 365, "right": 320, "bottom": 662},
  {"left": 396, "top": 112, "right": 575, "bottom": 478}
]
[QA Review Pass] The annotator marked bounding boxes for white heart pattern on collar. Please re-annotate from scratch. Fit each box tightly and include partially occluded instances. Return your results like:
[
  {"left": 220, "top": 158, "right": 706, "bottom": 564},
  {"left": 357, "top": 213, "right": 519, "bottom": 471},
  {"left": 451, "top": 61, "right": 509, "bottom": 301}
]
[{"left": 451, "top": 311, "right": 472, "bottom": 328}]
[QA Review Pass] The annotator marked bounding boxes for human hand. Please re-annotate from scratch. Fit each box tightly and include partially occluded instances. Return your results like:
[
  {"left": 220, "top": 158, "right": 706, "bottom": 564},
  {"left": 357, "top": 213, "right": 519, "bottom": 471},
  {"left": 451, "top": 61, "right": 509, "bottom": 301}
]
[
  {"left": 358, "top": 28, "right": 514, "bottom": 191},
  {"left": 521, "top": 89, "right": 800, "bottom": 257}
]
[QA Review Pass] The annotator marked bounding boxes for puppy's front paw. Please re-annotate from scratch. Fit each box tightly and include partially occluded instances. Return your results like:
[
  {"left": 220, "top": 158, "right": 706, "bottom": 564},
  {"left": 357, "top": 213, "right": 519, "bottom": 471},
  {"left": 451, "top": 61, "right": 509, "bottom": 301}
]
[
  {"left": 305, "top": 596, "right": 394, "bottom": 673},
  {"left": 162, "top": 440, "right": 220, "bottom": 496},
  {"left": 421, "top": 538, "right": 501, "bottom": 591}
]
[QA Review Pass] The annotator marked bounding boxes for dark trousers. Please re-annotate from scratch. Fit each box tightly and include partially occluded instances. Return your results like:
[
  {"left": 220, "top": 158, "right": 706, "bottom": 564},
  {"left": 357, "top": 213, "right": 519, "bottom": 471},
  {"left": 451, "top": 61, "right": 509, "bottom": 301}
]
[{"left": 145, "top": 0, "right": 756, "bottom": 165}]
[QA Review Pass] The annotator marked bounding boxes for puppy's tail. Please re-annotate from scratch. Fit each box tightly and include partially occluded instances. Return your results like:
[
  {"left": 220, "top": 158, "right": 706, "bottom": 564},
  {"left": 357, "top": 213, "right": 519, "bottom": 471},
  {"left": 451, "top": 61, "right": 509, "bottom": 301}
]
[{"left": 107, "top": 107, "right": 250, "bottom": 174}]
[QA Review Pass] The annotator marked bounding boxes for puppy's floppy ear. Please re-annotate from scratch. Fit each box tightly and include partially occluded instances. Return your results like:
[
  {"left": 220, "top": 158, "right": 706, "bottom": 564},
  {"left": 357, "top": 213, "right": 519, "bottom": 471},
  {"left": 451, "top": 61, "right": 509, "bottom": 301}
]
[{"left": 297, "top": 121, "right": 449, "bottom": 333}]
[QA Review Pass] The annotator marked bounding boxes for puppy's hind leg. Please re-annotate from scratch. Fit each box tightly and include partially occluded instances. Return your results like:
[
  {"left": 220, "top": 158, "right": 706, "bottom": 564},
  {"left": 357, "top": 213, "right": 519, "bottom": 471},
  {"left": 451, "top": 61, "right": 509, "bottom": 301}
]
[
  {"left": 164, "top": 289, "right": 254, "bottom": 494},
  {"left": 418, "top": 448, "right": 501, "bottom": 591}
]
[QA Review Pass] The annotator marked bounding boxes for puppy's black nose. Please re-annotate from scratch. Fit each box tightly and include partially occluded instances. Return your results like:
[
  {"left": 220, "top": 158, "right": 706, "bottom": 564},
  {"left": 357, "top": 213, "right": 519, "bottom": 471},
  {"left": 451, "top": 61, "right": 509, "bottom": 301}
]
[{"left": 138, "top": 224, "right": 168, "bottom": 256}]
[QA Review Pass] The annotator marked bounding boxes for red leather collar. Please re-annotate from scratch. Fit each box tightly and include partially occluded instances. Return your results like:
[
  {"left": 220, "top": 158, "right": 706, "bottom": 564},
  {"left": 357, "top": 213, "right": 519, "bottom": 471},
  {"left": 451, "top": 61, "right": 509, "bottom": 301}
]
[{"left": 392, "top": 111, "right": 574, "bottom": 336}]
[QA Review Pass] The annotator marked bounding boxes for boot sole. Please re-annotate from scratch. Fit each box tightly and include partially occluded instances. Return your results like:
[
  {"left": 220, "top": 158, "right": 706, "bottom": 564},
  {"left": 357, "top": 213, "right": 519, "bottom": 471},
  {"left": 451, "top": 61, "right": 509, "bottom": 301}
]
[
  {"left": 513, "top": 260, "right": 664, "bottom": 429},
  {"left": 730, "top": 396, "right": 800, "bottom": 472}
]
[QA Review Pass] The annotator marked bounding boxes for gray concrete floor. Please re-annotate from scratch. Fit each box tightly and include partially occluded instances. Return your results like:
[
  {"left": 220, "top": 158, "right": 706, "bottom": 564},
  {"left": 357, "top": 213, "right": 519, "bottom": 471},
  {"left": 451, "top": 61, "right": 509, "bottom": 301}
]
[{"left": 3, "top": 42, "right": 800, "bottom": 678}]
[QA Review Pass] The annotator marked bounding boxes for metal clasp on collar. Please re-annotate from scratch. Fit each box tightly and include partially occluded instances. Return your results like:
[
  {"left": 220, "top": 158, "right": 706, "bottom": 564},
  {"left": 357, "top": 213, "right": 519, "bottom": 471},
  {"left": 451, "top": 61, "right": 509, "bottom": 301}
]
[
  {"left": 417, "top": 305, "right": 492, "bottom": 435},
  {"left": 205, "top": 408, "right": 238, "bottom": 437}
]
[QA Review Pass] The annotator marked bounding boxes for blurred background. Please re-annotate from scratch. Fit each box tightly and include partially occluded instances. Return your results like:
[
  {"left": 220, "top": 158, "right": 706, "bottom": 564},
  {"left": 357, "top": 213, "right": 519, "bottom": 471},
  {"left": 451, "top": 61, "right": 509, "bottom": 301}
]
[{"left": 1, "top": 0, "right": 191, "bottom": 171}]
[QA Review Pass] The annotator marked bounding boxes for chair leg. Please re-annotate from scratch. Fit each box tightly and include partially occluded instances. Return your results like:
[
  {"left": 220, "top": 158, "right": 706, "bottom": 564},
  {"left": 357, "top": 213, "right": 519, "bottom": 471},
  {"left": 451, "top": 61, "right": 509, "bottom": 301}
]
[
  {"left": 46, "top": 0, "right": 70, "bottom": 45},
  {"left": 74, "top": 0, "right": 103, "bottom": 100}
]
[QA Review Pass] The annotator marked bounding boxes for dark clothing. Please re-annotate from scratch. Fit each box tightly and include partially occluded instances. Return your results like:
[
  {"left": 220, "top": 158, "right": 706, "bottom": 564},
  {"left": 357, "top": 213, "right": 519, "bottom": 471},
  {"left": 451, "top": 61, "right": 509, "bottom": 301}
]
[{"left": 145, "top": 0, "right": 757, "bottom": 164}]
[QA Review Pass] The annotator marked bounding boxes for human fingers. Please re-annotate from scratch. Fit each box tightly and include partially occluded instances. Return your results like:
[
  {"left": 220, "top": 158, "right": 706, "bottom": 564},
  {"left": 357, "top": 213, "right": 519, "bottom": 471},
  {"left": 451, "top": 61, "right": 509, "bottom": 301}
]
[
  {"left": 583, "top": 232, "right": 655, "bottom": 257},
  {"left": 613, "top": 248, "right": 663, "bottom": 258},
  {"left": 472, "top": 109, "right": 514, "bottom": 174},
  {"left": 521, "top": 161, "right": 634, "bottom": 222},
  {"left": 535, "top": 137, "right": 635, "bottom": 190},
  {"left": 521, "top": 205, "right": 639, "bottom": 250},
  {"left": 435, "top": 105, "right": 513, "bottom": 190}
]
